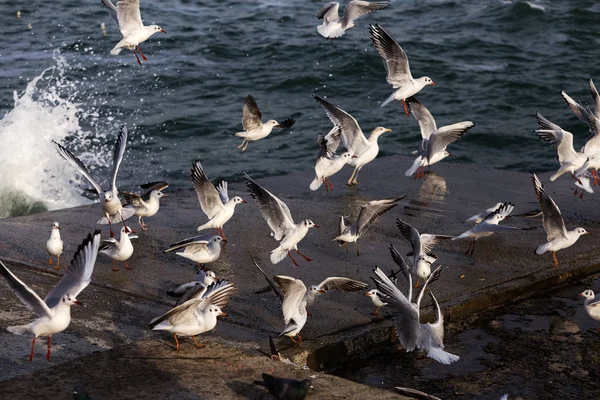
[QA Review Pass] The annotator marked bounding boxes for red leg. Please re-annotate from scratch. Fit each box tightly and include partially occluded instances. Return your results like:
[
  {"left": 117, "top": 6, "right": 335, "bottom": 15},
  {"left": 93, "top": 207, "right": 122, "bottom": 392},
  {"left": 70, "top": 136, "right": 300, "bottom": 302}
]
[
  {"left": 580, "top": 191, "right": 584, "bottom": 199},
  {"left": 108, "top": 218, "right": 115, "bottom": 238},
  {"left": 402, "top": 99, "right": 410, "bottom": 116},
  {"left": 136, "top": 45, "right": 148, "bottom": 61},
  {"left": 46, "top": 336, "right": 51, "bottom": 361},
  {"left": 133, "top": 48, "right": 142, "bottom": 65},
  {"left": 173, "top": 333, "right": 180, "bottom": 352},
  {"left": 326, "top": 178, "right": 334, "bottom": 191},
  {"left": 120, "top": 212, "right": 130, "bottom": 232},
  {"left": 287, "top": 251, "right": 299, "bottom": 267},
  {"left": 295, "top": 249, "right": 312, "bottom": 262},
  {"left": 574, "top": 188, "right": 578, "bottom": 196},
  {"left": 112, "top": 259, "right": 119, "bottom": 272},
  {"left": 29, "top": 336, "right": 37, "bottom": 362},
  {"left": 124, "top": 261, "right": 133, "bottom": 270}
]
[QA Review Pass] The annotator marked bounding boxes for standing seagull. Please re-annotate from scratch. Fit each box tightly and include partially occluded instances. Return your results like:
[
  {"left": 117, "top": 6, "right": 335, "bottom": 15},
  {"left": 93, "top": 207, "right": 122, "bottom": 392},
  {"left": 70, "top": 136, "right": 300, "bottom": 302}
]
[
  {"left": 316, "top": 1, "right": 390, "bottom": 39},
  {"left": 246, "top": 174, "right": 319, "bottom": 266},
  {"left": 531, "top": 173, "right": 590, "bottom": 267},
  {"left": 99, "top": 226, "right": 138, "bottom": 271},
  {"left": 53, "top": 126, "right": 135, "bottom": 237},
  {"left": 46, "top": 222, "right": 64, "bottom": 270},
  {"left": 404, "top": 98, "right": 475, "bottom": 178},
  {"left": 234, "top": 95, "right": 295, "bottom": 152},
  {"left": 191, "top": 160, "right": 246, "bottom": 240},
  {"left": 578, "top": 289, "right": 600, "bottom": 323},
  {"left": 369, "top": 24, "right": 435, "bottom": 114},
  {"left": 121, "top": 181, "right": 169, "bottom": 231},
  {"left": 310, "top": 126, "right": 354, "bottom": 192},
  {"left": 334, "top": 196, "right": 405, "bottom": 255},
  {"left": 101, "top": 0, "right": 166, "bottom": 65},
  {"left": 0, "top": 231, "right": 101, "bottom": 361},
  {"left": 314, "top": 95, "right": 391, "bottom": 186},
  {"left": 365, "top": 289, "right": 387, "bottom": 316}
]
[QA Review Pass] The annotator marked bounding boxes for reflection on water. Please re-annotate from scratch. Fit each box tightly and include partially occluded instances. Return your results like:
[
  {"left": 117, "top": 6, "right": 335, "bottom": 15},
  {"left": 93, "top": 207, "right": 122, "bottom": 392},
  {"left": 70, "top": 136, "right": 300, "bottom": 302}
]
[{"left": 403, "top": 172, "right": 448, "bottom": 218}]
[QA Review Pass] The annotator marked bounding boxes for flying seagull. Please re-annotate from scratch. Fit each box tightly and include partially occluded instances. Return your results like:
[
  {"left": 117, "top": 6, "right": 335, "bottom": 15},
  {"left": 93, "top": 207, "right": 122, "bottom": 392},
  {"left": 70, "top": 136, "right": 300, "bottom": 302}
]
[{"left": 316, "top": 1, "right": 390, "bottom": 39}]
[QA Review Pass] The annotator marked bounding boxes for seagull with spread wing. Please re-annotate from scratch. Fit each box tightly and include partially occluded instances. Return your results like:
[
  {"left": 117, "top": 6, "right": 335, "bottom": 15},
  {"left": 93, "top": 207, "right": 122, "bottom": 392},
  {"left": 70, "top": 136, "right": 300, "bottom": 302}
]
[
  {"left": 53, "top": 126, "right": 135, "bottom": 237},
  {"left": 234, "top": 95, "right": 295, "bottom": 152},
  {"left": 404, "top": 97, "right": 475, "bottom": 178},
  {"left": 245, "top": 174, "right": 318, "bottom": 266},
  {"left": 101, "top": 0, "right": 166, "bottom": 65},
  {"left": 121, "top": 181, "right": 168, "bottom": 231},
  {"left": 0, "top": 231, "right": 101, "bottom": 361},
  {"left": 163, "top": 234, "right": 224, "bottom": 267},
  {"left": 316, "top": 1, "right": 389, "bottom": 39},
  {"left": 310, "top": 126, "right": 354, "bottom": 191},
  {"left": 314, "top": 95, "right": 391, "bottom": 186},
  {"left": 369, "top": 24, "right": 435, "bottom": 114},
  {"left": 334, "top": 197, "right": 405, "bottom": 255},
  {"left": 191, "top": 160, "right": 246, "bottom": 240},
  {"left": 531, "top": 173, "right": 589, "bottom": 267}
]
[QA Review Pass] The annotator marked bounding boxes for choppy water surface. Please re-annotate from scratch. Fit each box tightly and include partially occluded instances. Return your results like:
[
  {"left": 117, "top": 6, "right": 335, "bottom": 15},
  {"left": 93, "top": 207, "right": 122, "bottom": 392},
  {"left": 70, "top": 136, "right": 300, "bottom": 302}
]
[{"left": 1, "top": 0, "right": 600, "bottom": 216}]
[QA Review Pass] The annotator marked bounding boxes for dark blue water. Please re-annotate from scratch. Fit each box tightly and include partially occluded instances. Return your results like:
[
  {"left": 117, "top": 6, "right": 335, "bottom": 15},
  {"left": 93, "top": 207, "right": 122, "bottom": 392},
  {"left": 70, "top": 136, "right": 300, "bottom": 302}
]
[{"left": 1, "top": 0, "right": 599, "bottom": 217}]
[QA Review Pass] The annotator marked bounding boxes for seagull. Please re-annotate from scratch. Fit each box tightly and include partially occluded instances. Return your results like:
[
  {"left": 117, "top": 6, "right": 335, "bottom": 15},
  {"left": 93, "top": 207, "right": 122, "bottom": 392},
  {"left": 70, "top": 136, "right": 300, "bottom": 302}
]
[
  {"left": 273, "top": 275, "right": 309, "bottom": 344},
  {"left": 46, "top": 222, "right": 64, "bottom": 270},
  {"left": 254, "top": 373, "right": 312, "bottom": 400},
  {"left": 575, "top": 155, "right": 600, "bottom": 187},
  {"left": 578, "top": 289, "right": 600, "bottom": 323},
  {"left": 535, "top": 112, "right": 587, "bottom": 182},
  {"left": 365, "top": 289, "right": 387, "bottom": 316},
  {"left": 167, "top": 268, "right": 218, "bottom": 299},
  {"left": 572, "top": 168, "right": 594, "bottom": 198},
  {"left": 369, "top": 24, "right": 435, "bottom": 114},
  {"left": 372, "top": 266, "right": 459, "bottom": 364},
  {"left": 561, "top": 79, "right": 600, "bottom": 158},
  {"left": 234, "top": 95, "right": 295, "bottom": 152},
  {"left": 452, "top": 202, "right": 521, "bottom": 256},
  {"left": 163, "top": 234, "right": 224, "bottom": 267},
  {"left": 465, "top": 202, "right": 504, "bottom": 224},
  {"left": 99, "top": 226, "right": 138, "bottom": 271},
  {"left": 310, "top": 126, "right": 354, "bottom": 191},
  {"left": 191, "top": 160, "right": 246, "bottom": 240},
  {"left": 395, "top": 220, "right": 453, "bottom": 283},
  {"left": 149, "top": 281, "right": 236, "bottom": 351},
  {"left": 531, "top": 173, "right": 590, "bottom": 267},
  {"left": 0, "top": 231, "right": 100, "bottom": 361},
  {"left": 53, "top": 126, "right": 135, "bottom": 237},
  {"left": 101, "top": 0, "right": 166, "bottom": 65},
  {"left": 121, "top": 181, "right": 168, "bottom": 231},
  {"left": 334, "top": 196, "right": 406, "bottom": 255},
  {"left": 404, "top": 97, "right": 475, "bottom": 178},
  {"left": 245, "top": 174, "right": 318, "bottom": 266},
  {"left": 314, "top": 95, "right": 391, "bottom": 186},
  {"left": 316, "top": 1, "right": 390, "bottom": 39}
]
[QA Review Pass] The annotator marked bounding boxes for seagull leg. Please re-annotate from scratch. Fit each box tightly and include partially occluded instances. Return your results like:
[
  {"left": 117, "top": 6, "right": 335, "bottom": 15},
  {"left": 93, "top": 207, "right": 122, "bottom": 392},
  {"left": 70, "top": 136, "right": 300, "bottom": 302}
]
[
  {"left": 108, "top": 218, "right": 115, "bottom": 238},
  {"left": 354, "top": 242, "right": 360, "bottom": 256},
  {"left": 133, "top": 48, "right": 142, "bottom": 65},
  {"left": 29, "top": 336, "right": 37, "bottom": 362},
  {"left": 580, "top": 191, "right": 584, "bottom": 199},
  {"left": 173, "top": 333, "right": 180, "bottom": 352},
  {"left": 288, "top": 335, "right": 298, "bottom": 344},
  {"left": 344, "top": 242, "right": 349, "bottom": 253},
  {"left": 295, "top": 250, "right": 312, "bottom": 262},
  {"left": 373, "top": 307, "right": 380, "bottom": 316},
  {"left": 402, "top": 99, "right": 410, "bottom": 117},
  {"left": 54, "top": 255, "right": 61, "bottom": 270},
  {"left": 296, "top": 334, "right": 303, "bottom": 345},
  {"left": 136, "top": 45, "right": 148, "bottom": 61},
  {"left": 124, "top": 261, "right": 133, "bottom": 270},
  {"left": 192, "top": 336, "right": 205, "bottom": 349},
  {"left": 112, "top": 260, "right": 119, "bottom": 272},
  {"left": 241, "top": 141, "right": 249, "bottom": 152},
  {"left": 287, "top": 251, "right": 299, "bottom": 267},
  {"left": 120, "top": 212, "right": 131, "bottom": 232},
  {"left": 48, "top": 256, "right": 54, "bottom": 266},
  {"left": 140, "top": 216, "right": 149, "bottom": 231},
  {"left": 307, "top": 311, "right": 312, "bottom": 317},
  {"left": 46, "top": 336, "right": 52, "bottom": 361},
  {"left": 552, "top": 251, "right": 559, "bottom": 268},
  {"left": 571, "top": 173, "right": 583, "bottom": 185},
  {"left": 352, "top": 167, "right": 361, "bottom": 185},
  {"left": 574, "top": 188, "right": 578, "bottom": 196},
  {"left": 237, "top": 140, "right": 246, "bottom": 149},
  {"left": 414, "top": 279, "right": 420, "bottom": 289},
  {"left": 347, "top": 168, "right": 357, "bottom": 186}
]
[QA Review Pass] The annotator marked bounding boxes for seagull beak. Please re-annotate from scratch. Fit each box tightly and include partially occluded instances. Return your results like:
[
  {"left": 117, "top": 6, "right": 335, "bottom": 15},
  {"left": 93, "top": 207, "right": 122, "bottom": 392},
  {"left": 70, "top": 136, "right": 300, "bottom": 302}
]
[
  {"left": 221, "top": 238, "right": 227, "bottom": 243},
  {"left": 160, "top": 29, "right": 167, "bottom": 33},
  {"left": 351, "top": 155, "right": 358, "bottom": 158},
  {"left": 318, "top": 289, "right": 326, "bottom": 293},
  {"left": 578, "top": 293, "right": 585, "bottom": 297},
  {"left": 586, "top": 231, "right": 592, "bottom": 235},
  {"left": 365, "top": 292, "right": 371, "bottom": 297},
  {"left": 384, "top": 128, "right": 392, "bottom": 133},
  {"left": 313, "top": 224, "right": 320, "bottom": 228},
  {"left": 241, "top": 200, "right": 247, "bottom": 203},
  {"left": 219, "top": 312, "right": 227, "bottom": 317},
  {"left": 73, "top": 300, "right": 82, "bottom": 305},
  {"left": 431, "top": 81, "right": 436, "bottom": 85},
  {"left": 162, "top": 193, "right": 168, "bottom": 197},
  {"left": 447, "top": 153, "right": 452, "bottom": 156}
]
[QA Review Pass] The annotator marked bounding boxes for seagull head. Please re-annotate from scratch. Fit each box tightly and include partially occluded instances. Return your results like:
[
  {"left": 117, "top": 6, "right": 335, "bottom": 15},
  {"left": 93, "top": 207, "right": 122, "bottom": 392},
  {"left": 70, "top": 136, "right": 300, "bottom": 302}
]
[
  {"left": 52, "top": 221, "right": 60, "bottom": 230},
  {"left": 212, "top": 236, "right": 226, "bottom": 244},
  {"left": 308, "top": 285, "right": 326, "bottom": 295},
  {"left": 579, "top": 289, "right": 595, "bottom": 300},
  {"left": 151, "top": 25, "right": 167, "bottom": 34},
  {"left": 209, "top": 305, "right": 226, "bottom": 317},
  {"left": 371, "top": 126, "right": 392, "bottom": 137},
  {"left": 424, "top": 76, "right": 436, "bottom": 86},
  {"left": 104, "top": 192, "right": 113, "bottom": 203},
  {"left": 152, "top": 191, "right": 167, "bottom": 199},
  {"left": 232, "top": 196, "right": 246, "bottom": 204},
  {"left": 62, "top": 294, "right": 81, "bottom": 306},
  {"left": 304, "top": 219, "right": 319, "bottom": 229},
  {"left": 365, "top": 289, "right": 379, "bottom": 298},
  {"left": 576, "top": 227, "right": 590, "bottom": 236}
]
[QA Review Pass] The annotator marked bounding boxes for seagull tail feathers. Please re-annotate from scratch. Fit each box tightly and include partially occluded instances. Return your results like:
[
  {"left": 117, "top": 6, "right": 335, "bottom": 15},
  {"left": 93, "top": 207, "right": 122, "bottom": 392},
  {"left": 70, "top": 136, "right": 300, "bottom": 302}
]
[
  {"left": 535, "top": 243, "right": 549, "bottom": 255},
  {"left": 309, "top": 177, "right": 323, "bottom": 191},
  {"left": 110, "top": 43, "right": 123, "bottom": 55},
  {"left": 97, "top": 207, "right": 137, "bottom": 225},
  {"left": 7, "top": 325, "right": 30, "bottom": 336},
  {"left": 270, "top": 247, "right": 287, "bottom": 264},
  {"left": 380, "top": 92, "right": 396, "bottom": 108},
  {"left": 405, "top": 156, "right": 423, "bottom": 177},
  {"left": 427, "top": 347, "right": 460, "bottom": 364},
  {"left": 234, "top": 131, "right": 248, "bottom": 138},
  {"left": 317, "top": 23, "right": 345, "bottom": 39}
]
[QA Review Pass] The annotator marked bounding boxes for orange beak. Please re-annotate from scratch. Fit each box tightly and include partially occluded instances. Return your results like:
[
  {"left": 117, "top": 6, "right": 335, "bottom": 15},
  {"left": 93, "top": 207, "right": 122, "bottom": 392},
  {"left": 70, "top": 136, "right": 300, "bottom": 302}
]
[
  {"left": 74, "top": 300, "right": 82, "bottom": 305},
  {"left": 431, "top": 81, "right": 436, "bottom": 85},
  {"left": 160, "top": 29, "right": 167, "bottom": 33},
  {"left": 365, "top": 292, "right": 371, "bottom": 297},
  {"left": 219, "top": 312, "right": 227, "bottom": 317}
]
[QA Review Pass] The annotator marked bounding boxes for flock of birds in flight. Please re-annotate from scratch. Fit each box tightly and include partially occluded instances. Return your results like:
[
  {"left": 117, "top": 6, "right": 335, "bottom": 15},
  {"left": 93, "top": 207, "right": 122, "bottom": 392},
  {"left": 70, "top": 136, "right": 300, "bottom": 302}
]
[{"left": 3, "top": 0, "right": 600, "bottom": 399}]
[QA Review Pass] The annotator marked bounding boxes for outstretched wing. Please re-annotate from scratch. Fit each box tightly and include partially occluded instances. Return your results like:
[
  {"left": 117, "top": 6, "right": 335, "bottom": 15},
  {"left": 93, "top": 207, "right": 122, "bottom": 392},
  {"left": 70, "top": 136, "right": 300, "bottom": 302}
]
[
  {"left": 0, "top": 261, "right": 52, "bottom": 318},
  {"left": 116, "top": 0, "right": 144, "bottom": 37},
  {"left": 273, "top": 275, "right": 307, "bottom": 325},
  {"left": 531, "top": 174, "right": 568, "bottom": 241},
  {"left": 317, "top": 277, "right": 369, "bottom": 292},
  {"left": 426, "top": 121, "right": 475, "bottom": 163},
  {"left": 242, "top": 95, "right": 263, "bottom": 131},
  {"left": 356, "top": 197, "right": 405, "bottom": 236},
  {"left": 342, "top": 1, "right": 390, "bottom": 29},
  {"left": 369, "top": 24, "right": 413, "bottom": 87},
  {"left": 52, "top": 141, "right": 104, "bottom": 196},
  {"left": 317, "top": 2, "right": 340, "bottom": 21},
  {"left": 314, "top": 95, "right": 369, "bottom": 155},
  {"left": 111, "top": 125, "right": 128, "bottom": 193},
  {"left": 191, "top": 160, "right": 225, "bottom": 219}
]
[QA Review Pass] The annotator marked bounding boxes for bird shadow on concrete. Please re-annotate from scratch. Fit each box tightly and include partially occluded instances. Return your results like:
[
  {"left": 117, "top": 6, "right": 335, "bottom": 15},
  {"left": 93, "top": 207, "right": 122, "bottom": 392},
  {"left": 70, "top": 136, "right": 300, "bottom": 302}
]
[{"left": 226, "top": 380, "right": 272, "bottom": 400}]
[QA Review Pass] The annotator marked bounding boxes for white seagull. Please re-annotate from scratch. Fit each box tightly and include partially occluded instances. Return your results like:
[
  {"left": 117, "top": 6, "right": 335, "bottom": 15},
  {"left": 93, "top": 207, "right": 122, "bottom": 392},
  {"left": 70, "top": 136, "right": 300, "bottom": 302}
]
[
  {"left": 191, "top": 160, "right": 246, "bottom": 240},
  {"left": 99, "top": 226, "right": 138, "bottom": 271},
  {"left": 531, "top": 173, "right": 589, "bottom": 267},
  {"left": 149, "top": 281, "right": 236, "bottom": 352},
  {"left": 46, "top": 222, "right": 64, "bottom": 270},
  {"left": 101, "top": 0, "right": 166, "bottom": 65},
  {"left": 465, "top": 202, "right": 504, "bottom": 224},
  {"left": 535, "top": 112, "right": 587, "bottom": 182},
  {"left": 163, "top": 234, "right": 224, "bottom": 267},
  {"left": 310, "top": 126, "right": 354, "bottom": 192},
  {"left": 0, "top": 231, "right": 100, "bottom": 361},
  {"left": 314, "top": 95, "right": 391, "bottom": 186},
  {"left": 372, "top": 266, "right": 459, "bottom": 364},
  {"left": 404, "top": 97, "right": 475, "bottom": 178},
  {"left": 452, "top": 202, "right": 521, "bottom": 256},
  {"left": 395, "top": 220, "right": 453, "bottom": 283},
  {"left": 121, "top": 181, "right": 169, "bottom": 231},
  {"left": 273, "top": 275, "right": 309, "bottom": 344},
  {"left": 167, "top": 268, "right": 219, "bottom": 299},
  {"left": 245, "top": 174, "right": 319, "bottom": 266},
  {"left": 53, "top": 126, "right": 135, "bottom": 237},
  {"left": 234, "top": 95, "right": 295, "bottom": 152},
  {"left": 578, "top": 289, "right": 600, "bottom": 323},
  {"left": 369, "top": 24, "right": 435, "bottom": 114},
  {"left": 316, "top": 1, "right": 390, "bottom": 39},
  {"left": 561, "top": 79, "right": 600, "bottom": 158},
  {"left": 334, "top": 197, "right": 405, "bottom": 255},
  {"left": 365, "top": 289, "right": 388, "bottom": 316}
]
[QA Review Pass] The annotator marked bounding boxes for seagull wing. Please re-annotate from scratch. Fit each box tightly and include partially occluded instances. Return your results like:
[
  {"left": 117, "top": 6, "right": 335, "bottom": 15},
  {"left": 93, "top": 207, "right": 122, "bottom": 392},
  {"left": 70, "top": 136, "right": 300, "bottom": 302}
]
[
  {"left": 191, "top": 161, "right": 225, "bottom": 219},
  {"left": 317, "top": 277, "right": 369, "bottom": 292},
  {"left": 561, "top": 91, "right": 599, "bottom": 137},
  {"left": 369, "top": 24, "right": 413, "bottom": 88},
  {"left": 536, "top": 113, "right": 579, "bottom": 164},
  {"left": 406, "top": 97, "right": 437, "bottom": 142},
  {"left": 396, "top": 218, "right": 420, "bottom": 255},
  {"left": 314, "top": 95, "right": 369, "bottom": 155},
  {"left": 419, "top": 234, "right": 454, "bottom": 255},
  {"left": 356, "top": 197, "right": 405, "bottom": 236},
  {"left": 245, "top": 174, "right": 296, "bottom": 241},
  {"left": 52, "top": 141, "right": 104, "bottom": 196},
  {"left": 116, "top": 0, "right": 144, "bottom": 38},
  {"left": 121, "top": 191, "right": 146, "bottom": 208},
  {"left": 139, "top": 181, "right": 169, "bottom": 200},
  {"left": 44, "top": 231, "right": 101, "bottom": 309},
  {"left": 163, "top": 234, "right": 213, "bottom": 253},
  {"left": 101, "top": 0, "right": 119, "bottom": 25},
  {"left": 389, "top": 244, "right": 413, "bottom": 301},
  {"left": 531, "top": 174, "right": 568, "bottom": 241},
  {"left": 316, "top": 2, "right": 340, "bottom": 22},
  {"left": 242, "top": 95, "right": 263, "bottom": 131},
  {"left": 342, "top": 1, "right": 390, "bottom": 29},
  {"left": 274, "top": 275, "right": 307, "bottom": 325},
  {"left": 426, "top": 121, "right": 475, "bottom": 163},
  {"left": 215, "top": 180, "right": 229, "bottom": 204},
  {"left": 0, "top": 261, "right": 52, "bottom": 318},
  {"left": 111, "top": 125, "right": 128, "bottom": 193},
  {"left": 252, "top": 257, "right": 284, "bottom": 303}
]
